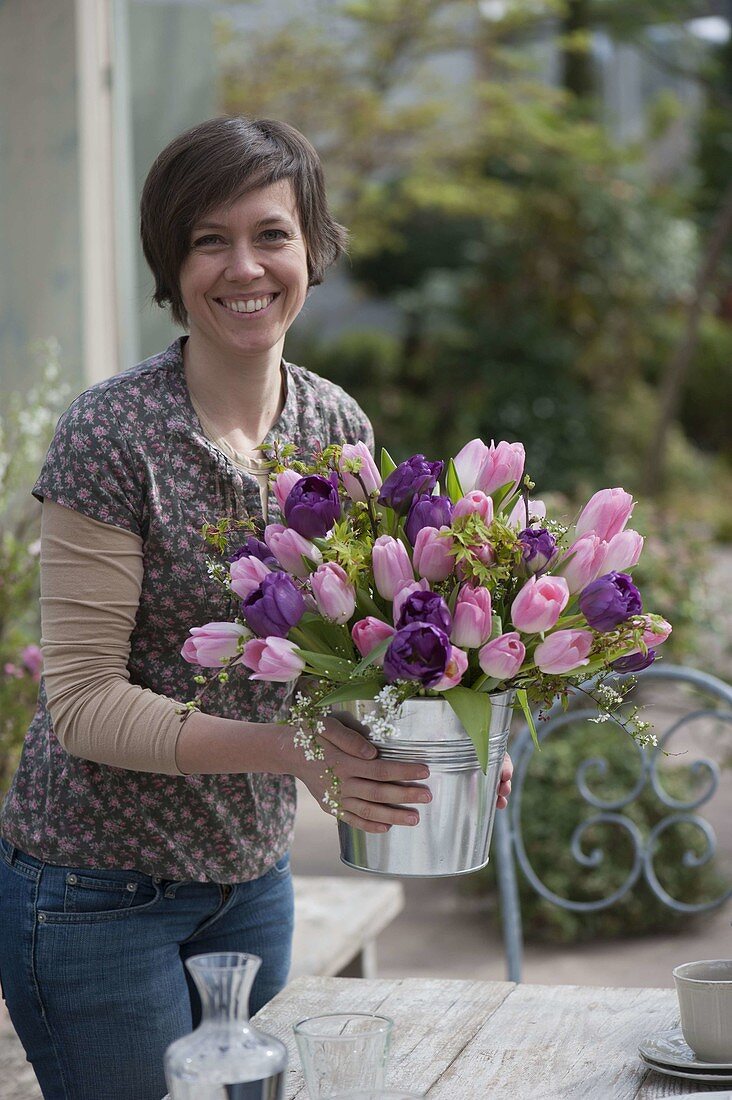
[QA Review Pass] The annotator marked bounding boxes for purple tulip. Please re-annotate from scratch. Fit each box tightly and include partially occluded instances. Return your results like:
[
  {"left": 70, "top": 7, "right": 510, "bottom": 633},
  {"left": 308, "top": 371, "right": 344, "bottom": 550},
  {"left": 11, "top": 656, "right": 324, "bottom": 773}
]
[
  {"left": 518, "top": 527, "right": 557, "bottom": 575},
  {"left": 579, "top": 571, "right": 642, "bottom": 632},
  {"left": 378, "top": 455, "right": 444, "bottom": 515},
  {"left": 383, "top": 622, "right": 451, "bottom": 686},
  {"left": 242, "top": 571, "right": 305, "bottom": 638},
  {"left": 405, "top": 494, "right": 454, "bottom": 546},
  {"left": 230, "top": 537, "right": 277, "bottom": 567},
  {"left": 396, "top": 590, "right": 452, "bottom": 634},
  {"left": 284, "top": 474, "right": 341, "bottom": 539},
  {"left": 612, "top": 648, "right": 656, "bottom": 673}
]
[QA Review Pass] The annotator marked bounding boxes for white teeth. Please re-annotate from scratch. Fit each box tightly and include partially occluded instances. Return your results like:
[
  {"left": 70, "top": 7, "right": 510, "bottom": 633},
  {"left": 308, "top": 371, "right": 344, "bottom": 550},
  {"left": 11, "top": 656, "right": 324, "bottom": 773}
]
[{"left": 219, "top": 295, "right": 273, "bottom": 315}]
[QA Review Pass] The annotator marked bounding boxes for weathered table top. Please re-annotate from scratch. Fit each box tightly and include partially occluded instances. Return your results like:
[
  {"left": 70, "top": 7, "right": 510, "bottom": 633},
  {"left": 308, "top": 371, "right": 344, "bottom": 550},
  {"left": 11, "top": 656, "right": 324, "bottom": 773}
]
[{"left": 253, "top": 976, "right": 727, "bottom": 1098}]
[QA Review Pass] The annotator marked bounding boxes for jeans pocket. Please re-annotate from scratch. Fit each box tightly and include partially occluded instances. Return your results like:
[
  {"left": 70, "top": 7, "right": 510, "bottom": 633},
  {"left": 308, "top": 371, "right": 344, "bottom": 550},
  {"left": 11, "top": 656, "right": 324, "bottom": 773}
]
[{"left": 38, "top": 866, "right": 162, "bottom": 924}]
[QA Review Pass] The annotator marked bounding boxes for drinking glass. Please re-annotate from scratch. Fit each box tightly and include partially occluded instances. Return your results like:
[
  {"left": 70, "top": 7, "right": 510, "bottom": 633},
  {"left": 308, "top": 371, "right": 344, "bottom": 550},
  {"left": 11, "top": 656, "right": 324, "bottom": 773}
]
[{"left": 293, "top": 1013, "right": 393, "bottom": 1099}]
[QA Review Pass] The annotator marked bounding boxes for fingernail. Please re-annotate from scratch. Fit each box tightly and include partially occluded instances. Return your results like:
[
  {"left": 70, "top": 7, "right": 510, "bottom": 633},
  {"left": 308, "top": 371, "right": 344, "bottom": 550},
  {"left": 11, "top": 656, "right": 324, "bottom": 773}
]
[
  {"left": 376, "top": 824, "right": 389, "bottom": 832},
  {"left": 419, "top": 768, "right": 430, "bottom": 778},
  {"left": 407, "top": 814, "right": 419, "bottom": 825},
  {"left": 362, "top": 744, "right": 378, "bottom": 758}
]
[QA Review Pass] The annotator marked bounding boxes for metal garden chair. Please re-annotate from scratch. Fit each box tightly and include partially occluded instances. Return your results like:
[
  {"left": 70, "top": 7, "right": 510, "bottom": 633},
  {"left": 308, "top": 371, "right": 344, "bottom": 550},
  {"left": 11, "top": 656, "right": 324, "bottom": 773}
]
[{"left": 493, "top": 664, "right": 732, "bottom": 981}]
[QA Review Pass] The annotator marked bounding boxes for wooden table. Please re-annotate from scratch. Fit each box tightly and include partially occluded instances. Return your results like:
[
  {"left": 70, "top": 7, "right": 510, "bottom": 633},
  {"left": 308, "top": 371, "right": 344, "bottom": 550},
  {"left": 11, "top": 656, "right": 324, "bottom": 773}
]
[{"left": 253, "top": 976, "right": 728, "bottom": 1098}]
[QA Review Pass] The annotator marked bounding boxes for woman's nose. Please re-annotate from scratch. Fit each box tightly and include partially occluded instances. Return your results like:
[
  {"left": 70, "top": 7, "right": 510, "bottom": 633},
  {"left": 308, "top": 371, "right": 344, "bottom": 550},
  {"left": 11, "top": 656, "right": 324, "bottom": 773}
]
[{"left": 224, "top": 245, "right": 265, "bottom": 283}]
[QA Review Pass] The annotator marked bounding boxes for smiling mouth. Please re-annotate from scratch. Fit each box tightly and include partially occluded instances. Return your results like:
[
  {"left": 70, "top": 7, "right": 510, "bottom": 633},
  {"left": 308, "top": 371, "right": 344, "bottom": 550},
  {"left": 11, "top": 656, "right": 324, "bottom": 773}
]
[{"left": 214, "top": 293, "right": 279, "bottom": 317}]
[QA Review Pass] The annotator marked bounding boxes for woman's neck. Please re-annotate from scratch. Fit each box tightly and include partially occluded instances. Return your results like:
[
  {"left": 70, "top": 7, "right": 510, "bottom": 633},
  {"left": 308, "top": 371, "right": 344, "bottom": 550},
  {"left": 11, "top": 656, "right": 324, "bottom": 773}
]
[{"left": 182, "top": 331, "right": 286, "bottom": 454}]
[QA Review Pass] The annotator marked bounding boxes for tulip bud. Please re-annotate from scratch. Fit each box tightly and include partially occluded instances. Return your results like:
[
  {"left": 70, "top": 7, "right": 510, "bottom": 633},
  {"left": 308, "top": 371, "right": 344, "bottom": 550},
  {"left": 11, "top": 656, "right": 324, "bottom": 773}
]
[
  {"left": 557, "top": 535, "right": 607, "bottom": 594},
  {"left": 181, "top": 622, "right": 249, "bottom": 667},
  {"left": 351, "top": 617, "right": 396, "bottom": 662},
  {"left": 310, "top": 562, "right": 356, "bottom": 625},
  {"left": 405, "top": 494, "right": 453, "bottom": 546},
  {"left": 453, "top": 491, "right": 494, "bottom": 524},
  {"left": 392, "top": 579, "right": 430, "bottom": 623},
  {"left": 241, "top": 636, "right": 305, "bottom": 682},
  {"left": 372, "top": 536, "right": 414, "bottom": 599},
  {"left": 339, "top": 441, "right": 382, "bottom": 501},
  {"left": 511, "top": 575, "right": 569, "bottom": 634},
  {"left": 451, "top": 586, "right": 493, "bottom": 648},
  {"left": 575, "top": 487, "right": 634, "bottom": 543},
  {"left": 602, "top": 529, "right": 644, "bottom": 574},
  {"left": 478, "top": 632, "right": 526, "bottom": 679},
  {"left": 273, "top": 469, "right": 302, "bottom": 514},
  {"left": 476, "top": 440, "right": 525, "bottom": 496},
  {"left": 579, "top": 571, "right": 642, "bottom": 632},
  {"left": 507, "top": 497, "right": 546, "bottom": 529},
  {"left": 229, "top": 554, "right": 271, "bottom": 600},
  {"left": 534, "top": 629, "right": 594, "bottom": 674},
  {"left": 264, "top": 524, "right": 322, "bottom": 579},
  {"left": 453, "top": 439, "right": 489, "bottom": 493},
  {"left": 413, "top": 526, "right": 455, "bottom": 582}
]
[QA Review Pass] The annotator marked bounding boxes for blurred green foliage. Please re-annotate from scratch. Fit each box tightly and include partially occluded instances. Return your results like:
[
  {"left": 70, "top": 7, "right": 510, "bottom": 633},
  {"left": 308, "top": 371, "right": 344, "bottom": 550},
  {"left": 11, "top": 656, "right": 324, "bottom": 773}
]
[
  {"left": 468, "top": 716, "right": 730, "bottom": 944},
  {"left": 0, "top": 343, "right": 68, "bottom": 793}
]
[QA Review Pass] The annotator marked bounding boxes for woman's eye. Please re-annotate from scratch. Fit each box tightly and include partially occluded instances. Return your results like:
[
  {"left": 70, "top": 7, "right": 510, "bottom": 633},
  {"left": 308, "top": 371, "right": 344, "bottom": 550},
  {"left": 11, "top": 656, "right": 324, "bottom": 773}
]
[
  {"left": 260, "top": 229, "right": 287, "bottom": 243},
  {"left": 193, "top": 234, "right": 222, "bottom": 247}
]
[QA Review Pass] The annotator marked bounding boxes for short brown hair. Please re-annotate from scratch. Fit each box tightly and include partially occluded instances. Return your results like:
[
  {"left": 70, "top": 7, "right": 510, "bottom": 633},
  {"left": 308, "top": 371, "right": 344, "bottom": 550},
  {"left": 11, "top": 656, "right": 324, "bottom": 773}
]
[{"left": 140, "top": 116, "right": 348, "bottom": 328}]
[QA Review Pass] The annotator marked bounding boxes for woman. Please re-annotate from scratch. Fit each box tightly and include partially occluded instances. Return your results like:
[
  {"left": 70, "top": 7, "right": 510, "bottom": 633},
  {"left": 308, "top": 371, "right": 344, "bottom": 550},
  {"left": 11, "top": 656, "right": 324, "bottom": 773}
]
[{"left": 0, "top": 117, "right": 512, "bottom": 1100}]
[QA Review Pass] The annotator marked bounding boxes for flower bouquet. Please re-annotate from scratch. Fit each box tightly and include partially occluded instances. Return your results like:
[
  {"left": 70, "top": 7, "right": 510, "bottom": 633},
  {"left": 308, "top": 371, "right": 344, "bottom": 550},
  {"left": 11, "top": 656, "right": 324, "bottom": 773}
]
[{"left": 182, "top": 438, "right": 671, "bottom": 875}]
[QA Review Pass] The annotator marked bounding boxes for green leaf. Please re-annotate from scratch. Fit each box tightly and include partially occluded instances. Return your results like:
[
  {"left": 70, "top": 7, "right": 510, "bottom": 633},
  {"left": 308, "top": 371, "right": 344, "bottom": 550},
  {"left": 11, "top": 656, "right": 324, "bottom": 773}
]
[
  {"left": 300, "top": 615, "right": 353, "bottom": 656},
  {"left": 355, "top": 586, "right": 389, "bottom": 622},
  {"left": 492, "top": 480, "right": 517, "bottom": 510},
  {"left": 516, "top": 688, "right": 540, "bottom": 750},
  {"left": 317, "top": 679, "right": 383, "bottom": 707},
  {"left": 297, "top": 650, "right": 358, "bottom": 681},
  {"left": 446, "top": 458, "right": 465, "bottom": 504},
  {"left": 380, "top": 447, "right": 397, "bottom": 480},
  {"left": 443, "top": 686, "right": 493, "bottom": 773},
  {"left": 353, "top": 637, "right": 391, "bottom": 674}
]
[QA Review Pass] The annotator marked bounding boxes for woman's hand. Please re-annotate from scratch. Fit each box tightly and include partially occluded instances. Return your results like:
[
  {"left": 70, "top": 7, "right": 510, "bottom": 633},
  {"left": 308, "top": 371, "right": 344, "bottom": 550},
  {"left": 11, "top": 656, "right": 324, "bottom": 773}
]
[
  {"left": 292, "top": 712, "right": 432, "bottom": 834},
  {"left": 496, "top": 753, "right": 513, "bottom": 810}
]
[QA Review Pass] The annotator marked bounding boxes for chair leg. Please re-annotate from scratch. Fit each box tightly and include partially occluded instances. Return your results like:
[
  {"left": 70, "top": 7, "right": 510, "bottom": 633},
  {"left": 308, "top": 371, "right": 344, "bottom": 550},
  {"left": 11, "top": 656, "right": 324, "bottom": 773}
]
[{"left": 493, "top": 810, "right": 523, "bottom": 983}]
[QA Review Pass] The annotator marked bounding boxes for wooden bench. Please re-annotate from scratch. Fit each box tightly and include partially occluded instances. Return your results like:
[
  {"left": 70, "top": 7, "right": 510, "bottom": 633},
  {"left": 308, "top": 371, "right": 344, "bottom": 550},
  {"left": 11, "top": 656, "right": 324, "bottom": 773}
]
[{"left": 291, "top": 875, "right": 404, "bottom": 980}]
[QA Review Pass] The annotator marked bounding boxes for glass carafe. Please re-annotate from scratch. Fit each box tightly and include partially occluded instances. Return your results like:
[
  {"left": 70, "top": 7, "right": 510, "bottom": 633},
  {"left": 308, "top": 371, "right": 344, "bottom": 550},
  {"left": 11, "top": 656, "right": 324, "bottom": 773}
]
[{"left": 165, "top": 952, "right": 287, "bottom": 1099}]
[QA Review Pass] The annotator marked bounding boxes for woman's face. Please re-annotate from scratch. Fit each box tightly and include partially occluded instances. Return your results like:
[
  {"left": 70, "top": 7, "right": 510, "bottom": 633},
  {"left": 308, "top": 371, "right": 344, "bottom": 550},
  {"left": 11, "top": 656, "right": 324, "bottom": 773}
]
[{"left": 179, "top": 178, "right": 309, "bottom": 361}]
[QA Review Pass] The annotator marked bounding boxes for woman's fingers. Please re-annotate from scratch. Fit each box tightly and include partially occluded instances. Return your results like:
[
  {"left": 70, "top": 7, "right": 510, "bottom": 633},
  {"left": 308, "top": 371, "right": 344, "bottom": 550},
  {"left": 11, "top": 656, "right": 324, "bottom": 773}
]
[
  {"left": 345, "top": 777, "right": 432, "bottom": 807},
  {"left": 318, "top": 716, "right": 378, "bottom": 760},
  {"left": 339, "top": 798, "right": 421, "bottom": 829},
  {"left": 337, "top": 809, "right": 392, "bottom": 835}
]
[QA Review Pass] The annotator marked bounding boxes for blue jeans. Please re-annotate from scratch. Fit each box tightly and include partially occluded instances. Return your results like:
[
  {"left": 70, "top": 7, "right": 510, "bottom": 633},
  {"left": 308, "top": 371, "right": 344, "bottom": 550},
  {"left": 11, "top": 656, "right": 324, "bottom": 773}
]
[{"left": 0, "top": 837, "right": 294, "bottom": 1100}]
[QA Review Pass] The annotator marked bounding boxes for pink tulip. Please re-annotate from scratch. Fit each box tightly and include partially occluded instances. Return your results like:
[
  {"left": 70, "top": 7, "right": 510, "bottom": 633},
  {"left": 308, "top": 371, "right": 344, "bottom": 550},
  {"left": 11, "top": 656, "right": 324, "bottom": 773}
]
[
  {"left": 476, "top": 441, "right": 525, "bottom": 496},
  {"left": 393, "top": 579, "right": 430, "bottom": 623},
  {"left": 372, "top": 536, "right": 414, "bottom": 599},
  {"left": 453, "top": 491, "right": 494, "bottom": 524},
  {"left": 575, "top": 487, "right": 634, "bottom": 543},
  {"left": 339, "top": 441, "right": 382, "bottom": 502},
  {"left": 511, "top": 575, "right": 569, "bottom": 634},
  {"left": 413, "top": 526, "right": 455, "bottom": 582},
  {"left": 451, "top": 586, "right": 493, "bottom": 648},
  {"left": 558, "top": 535, "right": 608, "bottom": 594},
  {"left": 433, "top": 645, "right": 469, "bottom": 690},
  {"left": 241, "top": 636, "right": 304, "bottom": 682},
  {"left": 507, "top": 497, "right": 546, "bottom": 528},
  {"left": 310, "top": 562, "right": 356, "bottom": 624},
  {"left": 264, "top": 524, "right": 322, "bottom": 578},
  {"left": 603, "top": 529, "right": 644, "bottom": 574},
  {"left": 352, "top": 617, "right": 396, "bottom": 662},
  {"left": 478, "top": 632, "right": 526, "bottom": 679},
  {"left": 534, "top": 629, "right": 593, "bottom": 674},
  {"left": 229, "top": 555, "right": 270, "bottom": 600},
  {"left": 181, "top": 622, "right": 248, "bottom": 667},
  {"left": 453, "top": 439, "right": 489, "bottom": 493},
  {"left": 273, "top": 469, "right": 302, "bottom": 514}
]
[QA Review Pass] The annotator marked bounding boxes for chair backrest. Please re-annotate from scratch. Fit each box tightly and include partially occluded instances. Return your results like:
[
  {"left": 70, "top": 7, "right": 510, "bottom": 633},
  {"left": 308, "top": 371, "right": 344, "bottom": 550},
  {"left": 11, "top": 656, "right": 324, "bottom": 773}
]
[{"left": 493, "top": 664, "right": 732, "bottom": 982}]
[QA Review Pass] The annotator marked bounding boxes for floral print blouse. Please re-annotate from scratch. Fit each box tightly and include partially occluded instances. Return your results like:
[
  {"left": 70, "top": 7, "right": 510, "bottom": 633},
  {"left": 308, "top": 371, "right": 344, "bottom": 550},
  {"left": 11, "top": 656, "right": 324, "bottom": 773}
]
[{"left": 0, "top": 337, "right": 373, "bottom": 883}]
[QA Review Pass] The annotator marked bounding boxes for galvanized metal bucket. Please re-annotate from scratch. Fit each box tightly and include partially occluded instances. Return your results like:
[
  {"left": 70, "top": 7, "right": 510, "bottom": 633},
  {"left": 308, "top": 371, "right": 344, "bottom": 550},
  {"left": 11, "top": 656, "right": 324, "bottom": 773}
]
[{"left": 337, "top": 692, "right": 514, "bottom": 878}]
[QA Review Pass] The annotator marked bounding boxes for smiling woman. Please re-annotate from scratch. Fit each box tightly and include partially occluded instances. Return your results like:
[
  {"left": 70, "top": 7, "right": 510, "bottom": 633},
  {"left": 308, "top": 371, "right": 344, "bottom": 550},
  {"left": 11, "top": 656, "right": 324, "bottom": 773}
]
[{"left": 0, "top": 117, "right": 506, "bottom": 1100}]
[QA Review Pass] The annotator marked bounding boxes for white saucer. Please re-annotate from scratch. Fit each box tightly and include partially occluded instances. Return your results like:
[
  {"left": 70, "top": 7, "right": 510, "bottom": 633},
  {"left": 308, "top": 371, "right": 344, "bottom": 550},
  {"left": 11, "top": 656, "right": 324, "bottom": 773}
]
[
  {"left": 639, "top": 1028, "right": 732, "bottom": 1071},
  {"left": 640, "top": 1053, "right": 732, "bottom": 1083}
]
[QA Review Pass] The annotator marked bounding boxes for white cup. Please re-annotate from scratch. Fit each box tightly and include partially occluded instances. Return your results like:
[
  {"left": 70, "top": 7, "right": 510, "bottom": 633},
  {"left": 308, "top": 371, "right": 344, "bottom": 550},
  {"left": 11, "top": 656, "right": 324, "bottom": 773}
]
[{"left": 673, "top": 959, "right": 732, "bottom": 1062}]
